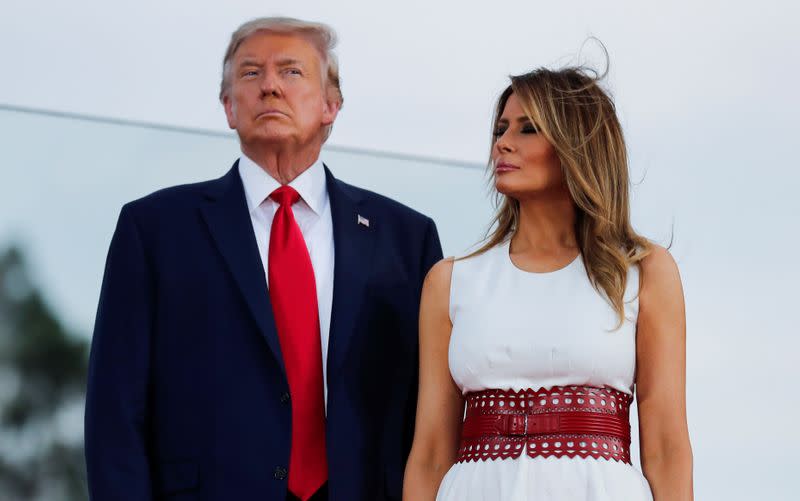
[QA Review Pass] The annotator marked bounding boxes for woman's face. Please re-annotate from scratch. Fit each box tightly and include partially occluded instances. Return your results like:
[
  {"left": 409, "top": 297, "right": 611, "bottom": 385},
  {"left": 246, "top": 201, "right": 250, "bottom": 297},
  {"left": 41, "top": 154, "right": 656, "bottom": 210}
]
[{"left": 491, "top": 92, "right": 566, "bottom": 200}]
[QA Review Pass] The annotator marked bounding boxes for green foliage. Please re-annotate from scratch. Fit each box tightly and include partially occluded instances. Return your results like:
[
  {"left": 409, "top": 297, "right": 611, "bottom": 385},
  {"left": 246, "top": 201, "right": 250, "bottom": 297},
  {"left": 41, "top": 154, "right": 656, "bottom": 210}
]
[{"left": 0, "top": 245, "right": 89, "bottom": 500}]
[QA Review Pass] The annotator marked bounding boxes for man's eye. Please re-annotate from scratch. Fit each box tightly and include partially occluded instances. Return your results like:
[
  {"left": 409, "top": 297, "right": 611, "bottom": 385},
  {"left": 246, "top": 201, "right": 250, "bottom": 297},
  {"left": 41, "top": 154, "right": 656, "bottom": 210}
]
[{"left": 285, "top": 68, "right": 302, "bottom": 76}]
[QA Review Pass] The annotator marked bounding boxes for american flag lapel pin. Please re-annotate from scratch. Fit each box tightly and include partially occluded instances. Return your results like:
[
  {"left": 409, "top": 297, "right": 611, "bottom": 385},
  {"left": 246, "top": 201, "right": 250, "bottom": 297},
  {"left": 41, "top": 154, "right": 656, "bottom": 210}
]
[{"left": 357, "top": 214, "right": 370, "bottom": 227}]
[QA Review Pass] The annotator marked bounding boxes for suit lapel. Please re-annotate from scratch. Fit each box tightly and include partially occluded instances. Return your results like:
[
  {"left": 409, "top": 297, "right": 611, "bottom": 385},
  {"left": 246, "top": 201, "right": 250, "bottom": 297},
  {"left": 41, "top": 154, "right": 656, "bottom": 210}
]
[
  {"left": 200, "top": 161, "right": 285, "bottom": 375},
  {"left": 325, "top": 166, "right": 376, "bottom": 382}
]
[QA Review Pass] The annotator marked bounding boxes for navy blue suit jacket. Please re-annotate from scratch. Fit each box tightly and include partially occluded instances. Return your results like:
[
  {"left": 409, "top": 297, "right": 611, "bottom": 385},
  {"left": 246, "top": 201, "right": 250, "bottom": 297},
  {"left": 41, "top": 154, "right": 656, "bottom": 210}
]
[{"left": 85, "top": 162, "right": 443, "bottom": 500}]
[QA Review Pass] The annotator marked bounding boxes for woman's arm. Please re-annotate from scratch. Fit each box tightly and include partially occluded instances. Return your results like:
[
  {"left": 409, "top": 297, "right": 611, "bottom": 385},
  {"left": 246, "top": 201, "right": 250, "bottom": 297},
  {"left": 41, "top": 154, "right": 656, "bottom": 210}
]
[
  {"left": 636, "top": 245, "right": 694, "bottom": 500},
  {"left": 403, "top": 258, "right": 465, "bottom": 500}
]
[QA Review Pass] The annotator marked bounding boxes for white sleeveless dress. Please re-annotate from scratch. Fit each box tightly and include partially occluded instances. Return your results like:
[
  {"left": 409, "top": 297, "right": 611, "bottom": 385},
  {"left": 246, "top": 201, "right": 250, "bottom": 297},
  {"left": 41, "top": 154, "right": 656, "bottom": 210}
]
[{"left": 436, "top": 240, "right": 653, "bottom": 501}]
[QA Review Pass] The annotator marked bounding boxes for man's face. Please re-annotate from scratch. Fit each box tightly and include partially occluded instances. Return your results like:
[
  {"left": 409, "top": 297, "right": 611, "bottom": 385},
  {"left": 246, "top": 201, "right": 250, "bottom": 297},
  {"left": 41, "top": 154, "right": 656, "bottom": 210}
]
[{"left": 223, "top": 32, "right": 338, "bottom": 150}]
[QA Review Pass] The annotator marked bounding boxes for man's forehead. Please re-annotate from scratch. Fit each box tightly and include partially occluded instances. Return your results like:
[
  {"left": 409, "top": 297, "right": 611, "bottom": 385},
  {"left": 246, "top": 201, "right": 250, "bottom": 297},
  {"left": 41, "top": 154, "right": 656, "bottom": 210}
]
[{"left": 234, "top": 33, "right": 321, "bottom": 63}]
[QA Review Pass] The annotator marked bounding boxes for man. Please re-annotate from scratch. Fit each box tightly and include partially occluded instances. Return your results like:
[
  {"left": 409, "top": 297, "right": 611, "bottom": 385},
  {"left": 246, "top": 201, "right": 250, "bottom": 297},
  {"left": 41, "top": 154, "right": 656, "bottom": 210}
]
[{"left": 84, "top": 17, "right": 442, "bottom": 501}]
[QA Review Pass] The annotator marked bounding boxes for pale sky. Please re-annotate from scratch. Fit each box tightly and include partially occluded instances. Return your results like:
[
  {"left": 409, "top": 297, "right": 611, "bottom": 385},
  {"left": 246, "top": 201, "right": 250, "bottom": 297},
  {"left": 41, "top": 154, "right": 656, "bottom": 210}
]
[{"left": 1, "top": 1, "right": 798, "bottom": 499}]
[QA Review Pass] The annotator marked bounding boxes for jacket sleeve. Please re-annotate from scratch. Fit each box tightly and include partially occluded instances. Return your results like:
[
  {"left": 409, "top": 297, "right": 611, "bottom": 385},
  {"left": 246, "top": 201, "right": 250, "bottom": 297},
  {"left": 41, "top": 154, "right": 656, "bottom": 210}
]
[
  {"left": 420, "top": 216, "right": 444, "bottom": 285},
  {"left": 392, "top": 216, "right": 444, "bottom": 499},
  {"left": 85, "top": 203, "right": 155, "bottom": 501}
]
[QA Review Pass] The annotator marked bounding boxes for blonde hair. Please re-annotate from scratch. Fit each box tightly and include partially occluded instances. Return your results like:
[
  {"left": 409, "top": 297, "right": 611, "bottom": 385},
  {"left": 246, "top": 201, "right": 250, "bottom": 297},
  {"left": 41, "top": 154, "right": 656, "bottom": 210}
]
[
  {"left": 219, "top": 17, "right": 343, "bottom": 139},
  {"left": 470, "top": 63, "right": 651, "bottom": 327}
]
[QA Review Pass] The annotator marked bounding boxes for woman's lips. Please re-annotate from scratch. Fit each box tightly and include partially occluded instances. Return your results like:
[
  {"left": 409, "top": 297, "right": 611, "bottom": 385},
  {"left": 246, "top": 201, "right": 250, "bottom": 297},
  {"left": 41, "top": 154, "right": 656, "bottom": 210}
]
[{"left": 495, "top": 162, "right": 520, "bottom": 173}]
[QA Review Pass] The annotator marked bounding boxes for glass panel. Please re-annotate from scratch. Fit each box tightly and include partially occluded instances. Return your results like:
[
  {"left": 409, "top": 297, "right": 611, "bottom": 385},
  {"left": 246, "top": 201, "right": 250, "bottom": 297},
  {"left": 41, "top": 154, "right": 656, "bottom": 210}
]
[{"left": 0, "top": 108, "right": 494, "bottom": 334}]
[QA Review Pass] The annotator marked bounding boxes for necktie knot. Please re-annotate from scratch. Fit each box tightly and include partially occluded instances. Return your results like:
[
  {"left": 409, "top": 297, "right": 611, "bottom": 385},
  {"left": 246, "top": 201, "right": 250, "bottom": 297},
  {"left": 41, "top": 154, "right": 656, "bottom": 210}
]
[{"left": 270, "top": 185, "right": 301, "bottom": 207}]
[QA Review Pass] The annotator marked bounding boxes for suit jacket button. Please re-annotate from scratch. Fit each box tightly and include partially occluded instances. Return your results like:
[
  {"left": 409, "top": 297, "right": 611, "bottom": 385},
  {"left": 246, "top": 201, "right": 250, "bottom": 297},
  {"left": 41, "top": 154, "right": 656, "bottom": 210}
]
[
  {"left": 274, "top": 466, "right": 287, "bottom": 480},
  {"left": 280, "top": 392, "right": 291, "bottom": 405}
]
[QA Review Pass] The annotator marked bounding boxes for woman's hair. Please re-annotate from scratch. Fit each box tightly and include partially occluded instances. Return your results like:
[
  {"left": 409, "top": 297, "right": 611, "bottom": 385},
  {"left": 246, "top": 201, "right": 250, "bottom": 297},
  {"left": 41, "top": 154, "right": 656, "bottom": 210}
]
[{"left": 469, "top": 58, "right": 651, "bottom": 327}]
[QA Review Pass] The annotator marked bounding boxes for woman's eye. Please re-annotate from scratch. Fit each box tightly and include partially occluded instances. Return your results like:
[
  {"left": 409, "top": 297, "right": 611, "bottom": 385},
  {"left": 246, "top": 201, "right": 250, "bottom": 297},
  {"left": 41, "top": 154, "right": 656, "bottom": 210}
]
[{"left": 492, "top": 128, "right": 507, "bottom": 137}]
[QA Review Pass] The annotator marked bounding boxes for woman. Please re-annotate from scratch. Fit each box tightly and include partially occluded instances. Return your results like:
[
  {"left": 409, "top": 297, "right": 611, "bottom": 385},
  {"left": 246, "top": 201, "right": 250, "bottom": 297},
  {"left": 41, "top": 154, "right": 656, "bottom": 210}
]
[{"left": 403, "top": 64, "right": 693, "bottom": 500}]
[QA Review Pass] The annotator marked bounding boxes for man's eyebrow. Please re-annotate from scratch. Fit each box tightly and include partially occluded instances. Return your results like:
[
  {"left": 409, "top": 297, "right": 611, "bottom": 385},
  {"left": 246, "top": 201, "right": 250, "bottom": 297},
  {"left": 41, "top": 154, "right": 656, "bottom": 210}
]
[
  {"left": 275, "top": 57, "right": 305, "bottom": 67},
  {"left": 236, "top": 58, "right": 263, "bottom": 67},
  {"left": 235, "top": 56, "right": 306, "bottom": 69}
]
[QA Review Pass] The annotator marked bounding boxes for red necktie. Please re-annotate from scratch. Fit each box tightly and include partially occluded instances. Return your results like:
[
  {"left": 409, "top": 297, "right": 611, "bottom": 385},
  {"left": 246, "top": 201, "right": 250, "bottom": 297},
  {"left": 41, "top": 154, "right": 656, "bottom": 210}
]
[{"left": 268, "top": 186, "right": 327, "bottom": 500}]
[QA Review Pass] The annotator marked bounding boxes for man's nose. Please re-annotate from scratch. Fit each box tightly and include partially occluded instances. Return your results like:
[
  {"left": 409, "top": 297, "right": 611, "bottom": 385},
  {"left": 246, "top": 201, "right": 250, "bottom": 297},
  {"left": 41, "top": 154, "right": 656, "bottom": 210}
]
[{"left": 260, "top": 71, "right": 281, "bottom": 97}]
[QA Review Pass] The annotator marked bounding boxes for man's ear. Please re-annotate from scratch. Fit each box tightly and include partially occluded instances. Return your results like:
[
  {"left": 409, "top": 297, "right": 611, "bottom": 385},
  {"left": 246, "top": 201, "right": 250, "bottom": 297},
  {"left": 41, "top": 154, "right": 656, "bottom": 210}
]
[{"left": 321, "top": 94, "right": 341, "bottom": 127}]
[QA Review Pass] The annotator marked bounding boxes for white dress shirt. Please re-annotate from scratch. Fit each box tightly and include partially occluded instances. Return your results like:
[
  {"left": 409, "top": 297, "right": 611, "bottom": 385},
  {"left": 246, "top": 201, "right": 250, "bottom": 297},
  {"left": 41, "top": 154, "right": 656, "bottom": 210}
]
[{"left": 238, "top": 154, "right": 335, "bottom": 408}]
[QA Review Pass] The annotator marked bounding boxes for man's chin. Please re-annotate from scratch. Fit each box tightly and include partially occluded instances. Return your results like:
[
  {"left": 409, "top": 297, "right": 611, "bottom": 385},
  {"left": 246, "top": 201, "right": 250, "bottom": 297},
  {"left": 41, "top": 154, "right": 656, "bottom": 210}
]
[{"left": 240, "top": 130, "right": 297, "bottom": 147}]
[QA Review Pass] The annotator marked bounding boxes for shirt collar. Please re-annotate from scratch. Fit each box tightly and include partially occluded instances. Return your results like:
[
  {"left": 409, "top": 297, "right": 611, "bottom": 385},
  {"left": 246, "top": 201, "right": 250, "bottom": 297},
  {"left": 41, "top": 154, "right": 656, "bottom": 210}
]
[{"left": 238, "top": 153, "right": 328, "bottom": 215}]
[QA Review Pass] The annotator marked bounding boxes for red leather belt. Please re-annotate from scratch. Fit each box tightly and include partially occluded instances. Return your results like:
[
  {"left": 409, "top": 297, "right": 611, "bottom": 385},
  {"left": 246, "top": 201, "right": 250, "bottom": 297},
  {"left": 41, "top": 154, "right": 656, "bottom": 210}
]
[{"left": 457, "top": 386, "right": 633, "bottom": 464}]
